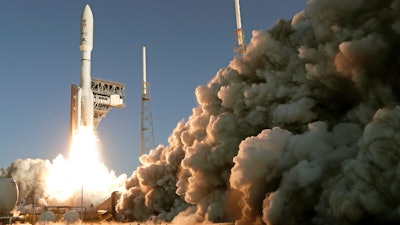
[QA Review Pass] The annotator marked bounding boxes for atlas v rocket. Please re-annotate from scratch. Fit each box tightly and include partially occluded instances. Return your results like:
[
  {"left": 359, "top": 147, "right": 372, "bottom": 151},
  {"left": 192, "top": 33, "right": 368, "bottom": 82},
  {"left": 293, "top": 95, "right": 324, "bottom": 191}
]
[
  {"left": 78, "top": 4, "right": 94, "bottom": 130},
  {"left": 70, "top": 4, "right": 126, "bottom": 139},
  {"left": 70, "top": 4, "right": 94, "bottom": 135}
]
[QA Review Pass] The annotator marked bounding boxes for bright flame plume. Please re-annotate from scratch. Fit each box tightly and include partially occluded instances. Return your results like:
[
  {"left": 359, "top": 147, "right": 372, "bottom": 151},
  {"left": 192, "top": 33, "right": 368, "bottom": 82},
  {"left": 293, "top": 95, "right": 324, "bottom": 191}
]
[{"left": 45, "top": 126, "right": 126, "bottom": 205}]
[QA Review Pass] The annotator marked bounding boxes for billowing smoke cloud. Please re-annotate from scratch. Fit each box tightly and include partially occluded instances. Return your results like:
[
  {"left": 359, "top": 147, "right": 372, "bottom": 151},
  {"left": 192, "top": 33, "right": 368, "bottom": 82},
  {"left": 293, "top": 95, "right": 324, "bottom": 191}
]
[
  {"left": 116, "top": 0, "right": 400, "bottom": 224},
  {"left": 0, "top": 155, "right": 126, "bottom": 211},
  {"left": 0, "top": 158, "right": 52, "bottom": 206}
]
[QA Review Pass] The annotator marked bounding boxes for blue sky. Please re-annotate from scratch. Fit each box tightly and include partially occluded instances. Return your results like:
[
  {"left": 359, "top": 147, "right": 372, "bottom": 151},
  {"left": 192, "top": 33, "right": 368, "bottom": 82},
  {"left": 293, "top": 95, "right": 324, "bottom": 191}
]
[{"left": 0, "top": 1, "right": 306, "bottom": 175}]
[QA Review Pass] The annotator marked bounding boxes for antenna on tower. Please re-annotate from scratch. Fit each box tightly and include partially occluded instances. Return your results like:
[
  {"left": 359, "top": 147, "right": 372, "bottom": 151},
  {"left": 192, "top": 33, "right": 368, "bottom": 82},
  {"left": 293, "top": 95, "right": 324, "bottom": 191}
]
[
  {"left": 140, "top": 46, "right": 155, "bottom": 156},
  {"left": 234, "top": 0, "right": 246, "bottom": 57}
]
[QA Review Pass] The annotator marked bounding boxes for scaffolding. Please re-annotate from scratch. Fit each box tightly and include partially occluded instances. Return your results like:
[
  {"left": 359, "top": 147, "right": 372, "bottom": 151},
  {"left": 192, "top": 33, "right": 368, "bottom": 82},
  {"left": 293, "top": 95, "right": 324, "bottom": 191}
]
[
  {"left": 91, "top": 78, "right": 126, "bottom": 129},
  {"left": 234, "top": 28, "right": 246, "bottom": 57},
  {"left": 140, "top": 46, "right": 155, "bottom": 156}
]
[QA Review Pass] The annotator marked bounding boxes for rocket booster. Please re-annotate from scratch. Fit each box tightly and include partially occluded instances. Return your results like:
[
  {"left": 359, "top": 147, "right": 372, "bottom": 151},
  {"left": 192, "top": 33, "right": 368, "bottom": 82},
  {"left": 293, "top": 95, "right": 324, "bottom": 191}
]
[{"left": 79, "top": 4, "right": 94, "bottom": 130}]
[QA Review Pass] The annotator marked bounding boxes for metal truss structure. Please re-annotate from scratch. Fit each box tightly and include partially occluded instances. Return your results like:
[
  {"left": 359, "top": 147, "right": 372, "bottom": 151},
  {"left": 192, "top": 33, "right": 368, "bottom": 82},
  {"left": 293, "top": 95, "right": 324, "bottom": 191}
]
[{"left": 91, "top": 78, "right": 126, "bottom": 129}]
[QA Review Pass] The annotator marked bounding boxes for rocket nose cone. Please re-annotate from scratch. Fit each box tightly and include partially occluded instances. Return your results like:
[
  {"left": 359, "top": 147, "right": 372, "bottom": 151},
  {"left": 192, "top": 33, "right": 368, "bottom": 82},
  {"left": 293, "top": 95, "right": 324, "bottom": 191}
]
[
  {"left": 80, "top": 4, "right": 93, "bottom": 49},
  {"left": 82, "top": 4, "right": 93, "bottom": 19}
]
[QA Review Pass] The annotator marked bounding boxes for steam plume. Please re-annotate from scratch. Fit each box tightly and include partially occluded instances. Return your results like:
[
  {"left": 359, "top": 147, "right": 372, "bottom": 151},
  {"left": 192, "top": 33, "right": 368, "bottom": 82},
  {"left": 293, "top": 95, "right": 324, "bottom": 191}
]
[
  {"left": 0, "top": 155, "right": 126, "bottom": 209},
  {"left": 116, "top": 0, "right": 400, "bottom": 224}
]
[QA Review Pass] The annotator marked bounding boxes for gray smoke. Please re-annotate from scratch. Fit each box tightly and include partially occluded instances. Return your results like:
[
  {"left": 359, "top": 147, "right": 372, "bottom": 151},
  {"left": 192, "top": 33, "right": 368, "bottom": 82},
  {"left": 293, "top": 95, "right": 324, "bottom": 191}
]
[
  {"left": 2, "top": 0, "right": 398, "bottom": 224},
  {"left": 116, "top": 0, "right": 400, "bottom": 224}
]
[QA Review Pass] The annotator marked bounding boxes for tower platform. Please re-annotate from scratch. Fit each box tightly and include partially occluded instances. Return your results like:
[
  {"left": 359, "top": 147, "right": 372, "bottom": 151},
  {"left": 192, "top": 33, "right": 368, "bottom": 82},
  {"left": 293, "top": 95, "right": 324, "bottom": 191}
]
[{"left": 91, "top": 78, "right": 126, "bottom": 129}]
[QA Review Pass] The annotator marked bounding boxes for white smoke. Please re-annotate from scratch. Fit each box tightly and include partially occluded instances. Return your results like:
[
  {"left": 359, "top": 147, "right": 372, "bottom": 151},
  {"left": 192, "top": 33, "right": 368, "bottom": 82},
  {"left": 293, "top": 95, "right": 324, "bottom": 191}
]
[
  {"left": 115, "top": 0, "right": 400, "bottom": 224},
  {"left": 0, "top": 156, "right": 126, "bottom": 210},
  {"left": 0, "top": 158, "right": 52, "bottom": 206}
]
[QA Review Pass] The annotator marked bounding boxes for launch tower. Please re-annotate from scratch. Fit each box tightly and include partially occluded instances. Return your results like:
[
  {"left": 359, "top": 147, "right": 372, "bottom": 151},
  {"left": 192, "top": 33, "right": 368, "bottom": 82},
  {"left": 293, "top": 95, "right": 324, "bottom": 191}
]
[
  {"left": 70, "top": 79, "right": 126, "bottom": 137},
  {"left": 91, "top": 78, "right": 126, "bottom": 129},
  {"left": 140, "top": 46, "right": 155, "bottom": 156},
  {"left": 234, "top": 0, "right": 246, "bottom": 57}
]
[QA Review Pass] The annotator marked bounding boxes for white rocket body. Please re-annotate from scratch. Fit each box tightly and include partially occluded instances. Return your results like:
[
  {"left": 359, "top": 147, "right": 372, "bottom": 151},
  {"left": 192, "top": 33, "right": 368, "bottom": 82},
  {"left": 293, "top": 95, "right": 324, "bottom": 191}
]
[{"left": 79, "top": 4, "right": 94, "bottom": 130}]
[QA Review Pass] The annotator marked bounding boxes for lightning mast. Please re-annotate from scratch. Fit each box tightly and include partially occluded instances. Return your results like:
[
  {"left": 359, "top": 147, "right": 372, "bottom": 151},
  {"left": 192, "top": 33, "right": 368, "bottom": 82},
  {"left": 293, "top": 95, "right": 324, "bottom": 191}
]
[
  {"left": 140, "top": 46, "right": 155, "bottom": 156},
  {"left": 234, "top": 0, "right": 246, "bottom": 57}
]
